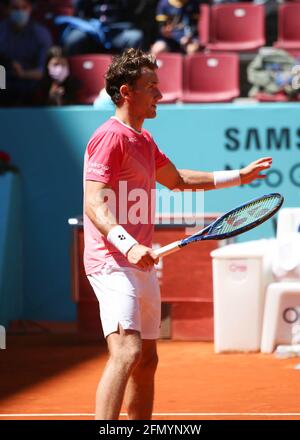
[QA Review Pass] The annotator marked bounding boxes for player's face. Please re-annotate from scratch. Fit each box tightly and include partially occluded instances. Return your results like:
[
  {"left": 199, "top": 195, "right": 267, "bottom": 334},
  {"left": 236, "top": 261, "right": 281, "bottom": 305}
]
[{"left": 129, "top": 68, "right": 162, "bottom": 119}]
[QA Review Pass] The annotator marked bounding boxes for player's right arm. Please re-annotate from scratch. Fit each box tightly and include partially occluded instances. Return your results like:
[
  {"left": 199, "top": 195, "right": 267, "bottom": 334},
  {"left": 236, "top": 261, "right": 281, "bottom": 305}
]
[
  {"left": 84, "top": 180, "right": 118, "bottom": 237},
  {"left": 84, "top": 180, "right": 158, "bottom": 269}
]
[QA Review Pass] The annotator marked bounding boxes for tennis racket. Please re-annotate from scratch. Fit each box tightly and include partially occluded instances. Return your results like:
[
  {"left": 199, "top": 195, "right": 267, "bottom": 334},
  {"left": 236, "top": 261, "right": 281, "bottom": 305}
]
[{"left": 154, "top": 193, "right": 284, "bottom": 258}]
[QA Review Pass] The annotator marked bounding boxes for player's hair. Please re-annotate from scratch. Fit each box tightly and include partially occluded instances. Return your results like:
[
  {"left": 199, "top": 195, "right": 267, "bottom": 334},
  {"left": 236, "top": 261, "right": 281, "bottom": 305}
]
[{"left": 105, "top": 48, "right": 157, "bottom": 105}]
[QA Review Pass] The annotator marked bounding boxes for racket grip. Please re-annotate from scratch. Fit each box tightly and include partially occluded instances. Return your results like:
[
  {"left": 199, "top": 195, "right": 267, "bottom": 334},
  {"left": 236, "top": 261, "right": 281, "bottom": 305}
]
[{"left": 154, "top": 241, "right": 181, "bottom": 258}]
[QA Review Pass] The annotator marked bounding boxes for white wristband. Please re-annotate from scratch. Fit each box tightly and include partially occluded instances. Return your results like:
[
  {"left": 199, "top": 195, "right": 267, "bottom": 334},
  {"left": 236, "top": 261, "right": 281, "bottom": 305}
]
[
  {"left": 213, "top": 170, "right": 241, "bottom": 189},
  {"left": 107, "top": 225, "right": 138, "bottom": 256}
]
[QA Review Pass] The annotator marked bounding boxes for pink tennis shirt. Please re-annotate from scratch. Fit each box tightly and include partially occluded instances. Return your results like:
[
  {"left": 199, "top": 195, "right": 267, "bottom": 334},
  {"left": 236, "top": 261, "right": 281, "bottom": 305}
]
[{"left": 83, "top": 117, "right": 170, "bottom": 275}]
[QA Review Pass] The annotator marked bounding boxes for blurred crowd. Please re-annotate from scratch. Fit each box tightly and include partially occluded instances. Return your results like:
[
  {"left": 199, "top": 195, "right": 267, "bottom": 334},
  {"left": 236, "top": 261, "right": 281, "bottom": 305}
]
[{"left": 0, "top": 0, "right": 298, "bottom": 106}]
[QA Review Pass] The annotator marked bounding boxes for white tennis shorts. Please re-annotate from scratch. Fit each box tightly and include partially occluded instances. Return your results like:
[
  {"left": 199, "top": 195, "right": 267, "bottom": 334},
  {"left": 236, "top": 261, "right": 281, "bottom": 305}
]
[{"left": 87, "top": 265, "right": 161, "bottom": 339}]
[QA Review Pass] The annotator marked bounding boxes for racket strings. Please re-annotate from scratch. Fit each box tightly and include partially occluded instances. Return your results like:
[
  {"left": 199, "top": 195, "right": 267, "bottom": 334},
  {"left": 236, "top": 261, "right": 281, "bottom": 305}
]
[{"left": 210, "top": 195, "right": 280, "bottom": 235}]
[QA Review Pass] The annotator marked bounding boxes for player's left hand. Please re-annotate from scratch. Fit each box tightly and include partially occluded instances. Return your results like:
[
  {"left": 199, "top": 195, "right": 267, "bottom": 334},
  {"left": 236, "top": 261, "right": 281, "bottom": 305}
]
[{"left": 240, "top": 157, "right": 272, "bottom": 184}]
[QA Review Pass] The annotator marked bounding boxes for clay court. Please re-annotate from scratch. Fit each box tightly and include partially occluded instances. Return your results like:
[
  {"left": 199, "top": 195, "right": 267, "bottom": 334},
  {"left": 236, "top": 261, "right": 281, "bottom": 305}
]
[{"left": 1, "top": 330, "right": 300, "bottom": 421}]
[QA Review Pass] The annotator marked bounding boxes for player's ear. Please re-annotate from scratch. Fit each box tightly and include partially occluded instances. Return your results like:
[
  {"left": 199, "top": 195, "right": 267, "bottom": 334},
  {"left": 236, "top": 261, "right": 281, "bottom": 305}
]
[{"left": 120, "top": 84, "right": 131, "bottom": 100}]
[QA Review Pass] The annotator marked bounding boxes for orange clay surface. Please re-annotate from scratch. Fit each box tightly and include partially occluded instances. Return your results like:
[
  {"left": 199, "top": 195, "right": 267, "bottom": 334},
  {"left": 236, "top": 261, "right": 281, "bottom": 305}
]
[{"left": 1, "top": 333, "right": 300, "bottom": 420}]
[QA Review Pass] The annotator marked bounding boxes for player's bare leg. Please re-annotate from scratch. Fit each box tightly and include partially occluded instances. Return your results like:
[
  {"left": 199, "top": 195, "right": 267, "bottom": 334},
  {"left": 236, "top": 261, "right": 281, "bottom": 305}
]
[
  {"left": 124, "top": 339, "right": 158, "bottom": 420},
  {"left": 95, "top": 326, "right": 142, "bottom": 420}
]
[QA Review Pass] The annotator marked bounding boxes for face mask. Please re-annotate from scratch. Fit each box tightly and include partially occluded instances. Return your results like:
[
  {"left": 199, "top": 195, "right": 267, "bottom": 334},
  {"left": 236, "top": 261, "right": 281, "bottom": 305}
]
[
  {"left": 9, "top": 10, "right": 30, "bottom": 27},
  {"left": 48, "top": 65, "right": 70, "bottom": 83}
]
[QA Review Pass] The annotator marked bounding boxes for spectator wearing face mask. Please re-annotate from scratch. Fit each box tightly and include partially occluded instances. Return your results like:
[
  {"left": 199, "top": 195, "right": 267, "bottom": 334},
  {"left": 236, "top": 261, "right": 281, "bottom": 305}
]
[
  {"left": 0, "top": 0, "right": 52, "bottom": 106},
  {"left": 36, "top": 46, "right": 78, "bottom": 106}
]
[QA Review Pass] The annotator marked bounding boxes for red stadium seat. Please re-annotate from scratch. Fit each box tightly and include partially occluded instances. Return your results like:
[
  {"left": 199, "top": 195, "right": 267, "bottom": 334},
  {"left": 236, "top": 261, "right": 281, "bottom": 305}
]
[
  {"left": 34, "top": 2, "right": 74, "bottom": 22},
  {"left": 274, "top": 4, "right": 300, "bottom": 51},
  {"left": 254, "top": 92, "right": 289, "bottom": 102},
  {"left": 207, "top": 3, "right": 265, "bottom": 52},
  {"left": 198, "top": 4, "right": 210, "bottom": 47},
  {"left": 254, "top": 92, "right": 300, "bottom": 102},
  {"left": 68, "top": 55, "right": 112, "bottom": 104},
  {"left": 156, "top": 53, "right": 183, "bottom": 103},
  {"left": 182, "top": 53, "right": 239, "bottom": 103}
]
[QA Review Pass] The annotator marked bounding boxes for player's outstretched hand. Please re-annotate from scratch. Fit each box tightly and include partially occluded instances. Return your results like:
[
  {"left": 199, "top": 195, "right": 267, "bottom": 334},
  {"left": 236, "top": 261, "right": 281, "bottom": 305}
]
[
  {"left": 127, "top": 244, "right": 159, "bottom": 269},
  {"left": 240, "top": 157, "right": 272, "bottom": 185}
]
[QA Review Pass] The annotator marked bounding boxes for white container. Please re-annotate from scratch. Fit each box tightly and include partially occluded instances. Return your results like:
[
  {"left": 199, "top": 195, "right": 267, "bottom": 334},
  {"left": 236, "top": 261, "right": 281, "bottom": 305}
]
[
  {"left": 261, "top": 282, "right": 300, "bottom": 353},
  {"left": 211, "top": 239, "right": 276, "bottom": 353}
]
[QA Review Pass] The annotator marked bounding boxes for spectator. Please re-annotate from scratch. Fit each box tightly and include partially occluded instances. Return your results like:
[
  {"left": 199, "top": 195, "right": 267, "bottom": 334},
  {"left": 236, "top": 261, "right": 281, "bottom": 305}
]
[
  {"left": 59, "top": 0, "right": 144, "bottom": 55},
  {"left": 151, "top": 0, "right": 201, "bottom": 56},
  {"left": 36, "top": 46, "right": 77, "bottom": 106},
  {"left": 0, "top": 0, "right": 52, "bottom": 106},
  {"left": 247, "top": 47, "right": 300, "bottom": 99},
  {"left": 128, "top": 0, "right": 158, "bottom": 50}
]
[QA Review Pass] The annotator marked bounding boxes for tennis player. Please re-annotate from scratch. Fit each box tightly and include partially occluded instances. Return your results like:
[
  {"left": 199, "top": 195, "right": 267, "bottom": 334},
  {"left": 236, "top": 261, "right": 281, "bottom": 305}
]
[{"left": 83, "top": 48, "right": 272, "bottom": 420}]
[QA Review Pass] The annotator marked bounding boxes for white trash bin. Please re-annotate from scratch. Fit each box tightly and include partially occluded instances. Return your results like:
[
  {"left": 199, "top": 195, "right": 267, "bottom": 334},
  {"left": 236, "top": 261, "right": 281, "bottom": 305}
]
[{"left": 211, "top": 239, "right": 276, "bottom": 353}]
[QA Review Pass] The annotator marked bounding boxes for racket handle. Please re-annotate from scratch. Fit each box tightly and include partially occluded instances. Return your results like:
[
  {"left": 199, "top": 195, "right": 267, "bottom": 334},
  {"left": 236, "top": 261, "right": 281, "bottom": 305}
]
[{"left": 154, "top": 241, "right": 181, "bottom": 258}]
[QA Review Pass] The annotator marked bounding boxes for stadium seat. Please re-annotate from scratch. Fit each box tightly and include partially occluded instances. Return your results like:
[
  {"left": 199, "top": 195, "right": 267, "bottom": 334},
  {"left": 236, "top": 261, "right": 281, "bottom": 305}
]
[
  {"left": 182, "top": 53, "right": 239, "bottom": 103},
  {"left": 254, "top": 92, "right": 289, "bottom": 102},
  {"left": 254, "top": 92, "right": 300, "bottom": 102},
  {"left": 274, "top": 3, "right": 300, "bottom": 51},
  {"left": 68, "top": 55, "right": 112, "bottom": 104},
  {"left": 156, "top": 54, "right": 183, "bottom": 103},
  {"left": 207, "top": 3, "right": 265, "bottom": 52},
  {"left": 198, "top": 4, "right": 210, "bottom": 47},
  {"left": 34, "top": 1, "right": 74, "bottom": 20}
]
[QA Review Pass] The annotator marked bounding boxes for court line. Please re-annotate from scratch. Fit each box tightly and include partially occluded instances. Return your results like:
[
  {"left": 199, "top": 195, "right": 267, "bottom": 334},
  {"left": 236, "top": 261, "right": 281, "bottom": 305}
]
[{"left": 1, "top": 412, "right": 300, "bottom": 417}]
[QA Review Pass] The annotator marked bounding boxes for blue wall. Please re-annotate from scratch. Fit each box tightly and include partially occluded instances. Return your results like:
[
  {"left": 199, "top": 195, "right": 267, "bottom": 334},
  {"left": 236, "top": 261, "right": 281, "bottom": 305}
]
[
  {"left": 0, "top": 173, "right": 23, "bottom": 326},
  {"left": 0, "top": 103, "right": 299, "bottom": 320}
]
